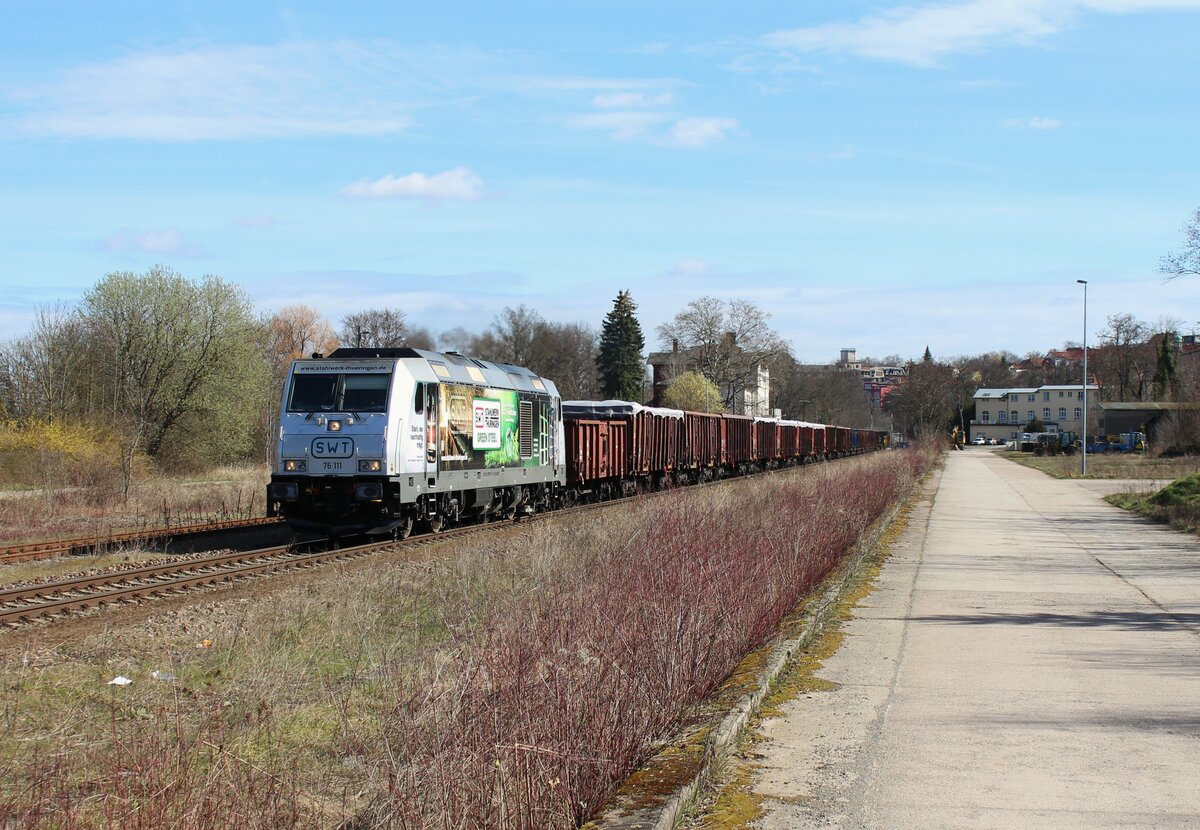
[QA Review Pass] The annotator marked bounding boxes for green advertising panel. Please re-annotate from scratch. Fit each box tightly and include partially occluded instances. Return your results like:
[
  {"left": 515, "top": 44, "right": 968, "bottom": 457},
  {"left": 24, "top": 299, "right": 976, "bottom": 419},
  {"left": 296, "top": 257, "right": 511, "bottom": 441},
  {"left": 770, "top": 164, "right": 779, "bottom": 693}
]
[{"left": 438, "top": 383, "right": 543, "bottom": 470}]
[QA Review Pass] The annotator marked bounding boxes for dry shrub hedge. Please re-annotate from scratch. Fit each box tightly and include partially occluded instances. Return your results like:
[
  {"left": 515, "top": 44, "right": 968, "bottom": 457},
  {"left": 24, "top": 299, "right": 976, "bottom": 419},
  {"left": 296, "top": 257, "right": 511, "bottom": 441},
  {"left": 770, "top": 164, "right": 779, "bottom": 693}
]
[
  {"left": 371, "top": 448, "right": 934, "bottom": 829},
  {"left": 0, "top": 447, "right": 933, "bottom": 829}
]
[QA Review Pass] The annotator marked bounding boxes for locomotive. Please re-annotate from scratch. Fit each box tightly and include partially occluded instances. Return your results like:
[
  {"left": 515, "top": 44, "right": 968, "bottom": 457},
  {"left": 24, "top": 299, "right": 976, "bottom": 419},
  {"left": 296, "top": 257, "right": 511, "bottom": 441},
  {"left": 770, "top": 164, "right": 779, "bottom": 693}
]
[
  {"left": 267, "top": 347, "right": 564, "bottom": 538},
  {"left": 267, "top": 348, "right": 888, "bottom": 536}
]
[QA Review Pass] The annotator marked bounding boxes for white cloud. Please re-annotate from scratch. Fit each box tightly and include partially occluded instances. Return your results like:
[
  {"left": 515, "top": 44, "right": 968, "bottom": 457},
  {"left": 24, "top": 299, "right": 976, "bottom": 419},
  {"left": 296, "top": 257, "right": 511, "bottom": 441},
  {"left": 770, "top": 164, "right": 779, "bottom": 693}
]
[
  {"left": 521, "top": 76, "right": 678, "bottom": 92},
  {"left": 666, "top": 258, "right": 713, "bottom": 276},
  {"left": 592, "top": 91, "right": 674, "bottom": 108},
  {"left": 232, "top": 214, "right": 277, "bottom": 229},
  {"left": 1004, "top": 116, "right": 1064, "bottom": 128},
  {"left": 5, "top": 40, "right": 496, "bottom": 140},
  {"left": 764, "top": 0, "right": 1200, "bottom": 67},
  {"left": 100, "top": 227, "right": 207, "bottom": 257},
  {"left": 665, "top": 117, "right": 738, "bottom": 147},
  {"left": 6, "top": 39, "right": 689, "bottom": 143},
  {"left": 340, "top": 167, "right": 484, "bottom": 201},
  {"left": 567, "top": 111, "right": 667, "bottom": 140}
]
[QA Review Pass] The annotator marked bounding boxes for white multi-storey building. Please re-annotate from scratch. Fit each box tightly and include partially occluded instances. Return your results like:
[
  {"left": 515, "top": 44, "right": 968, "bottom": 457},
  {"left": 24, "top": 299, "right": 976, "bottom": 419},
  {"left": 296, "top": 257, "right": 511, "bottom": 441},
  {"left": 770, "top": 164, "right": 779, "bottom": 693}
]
[{"left": 971, "top": 383, "right": 1099, "bottom": 443}]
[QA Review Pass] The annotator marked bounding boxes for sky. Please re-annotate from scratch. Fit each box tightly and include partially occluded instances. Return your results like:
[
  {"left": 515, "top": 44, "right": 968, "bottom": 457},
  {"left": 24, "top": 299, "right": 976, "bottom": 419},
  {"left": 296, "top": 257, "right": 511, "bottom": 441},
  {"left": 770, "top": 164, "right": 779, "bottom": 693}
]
[{"left": 2, "top": 0, "right": 1199, "bottom": 363}]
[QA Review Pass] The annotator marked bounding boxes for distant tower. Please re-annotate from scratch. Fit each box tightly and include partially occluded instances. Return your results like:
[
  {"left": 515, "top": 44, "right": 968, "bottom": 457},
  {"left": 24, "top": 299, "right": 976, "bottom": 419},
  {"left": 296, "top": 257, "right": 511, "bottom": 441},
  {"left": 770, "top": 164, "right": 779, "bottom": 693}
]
[{"left": 838, "top": 348, "right": 860, "bottom": 371}]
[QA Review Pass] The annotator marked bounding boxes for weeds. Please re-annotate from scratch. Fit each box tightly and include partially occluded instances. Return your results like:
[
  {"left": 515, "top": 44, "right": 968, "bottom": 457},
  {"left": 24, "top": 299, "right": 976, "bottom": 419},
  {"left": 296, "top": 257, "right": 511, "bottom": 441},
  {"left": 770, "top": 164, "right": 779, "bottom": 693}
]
[
  {"left": 1006, "top": 451, "right": 1199, "bottom": 480},
  {"left": 0, "top": 464, "right": 268, "bottom": 546},
  {"left": 0, "top": 447, "right": 935, "bottom": 829},
  {"left": 1107, "top": 471, "right": 1200, "bottom": 533},
  {"left": 372, "top": 449, "right": 935, "bottom": 829}
]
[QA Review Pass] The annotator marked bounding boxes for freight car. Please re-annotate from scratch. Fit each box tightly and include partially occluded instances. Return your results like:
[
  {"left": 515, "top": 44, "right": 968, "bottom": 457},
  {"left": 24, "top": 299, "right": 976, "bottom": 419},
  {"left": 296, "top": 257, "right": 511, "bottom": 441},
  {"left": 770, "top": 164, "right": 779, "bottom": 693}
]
[
  {"left": 267, "top": 349, "right": 890, "bottom": 535},
  {"left": 560, "top": 401, "right": 887, "bottom": 502}
]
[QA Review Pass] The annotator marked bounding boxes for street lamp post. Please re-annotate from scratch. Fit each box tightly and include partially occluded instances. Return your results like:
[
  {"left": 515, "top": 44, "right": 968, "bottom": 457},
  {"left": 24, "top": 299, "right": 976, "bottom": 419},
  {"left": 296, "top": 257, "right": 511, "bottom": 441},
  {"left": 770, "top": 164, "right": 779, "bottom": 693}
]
[{"left": 1077, "top": 279, "right": 1088, "bottom": 477}]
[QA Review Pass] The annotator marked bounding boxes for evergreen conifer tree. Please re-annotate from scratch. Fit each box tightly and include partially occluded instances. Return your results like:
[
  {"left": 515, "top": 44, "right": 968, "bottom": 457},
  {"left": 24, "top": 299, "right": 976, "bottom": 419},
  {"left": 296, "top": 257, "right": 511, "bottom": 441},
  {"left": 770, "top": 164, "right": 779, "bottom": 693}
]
[
  {"left": 922, "top": 345, "right": 933, "bottom": 363},
  {"left": 1152, "top": 334, "right": 1179, "bottom": 400},
  {"left": 597, "top": 290, "right": 646, "bottom": 401}
]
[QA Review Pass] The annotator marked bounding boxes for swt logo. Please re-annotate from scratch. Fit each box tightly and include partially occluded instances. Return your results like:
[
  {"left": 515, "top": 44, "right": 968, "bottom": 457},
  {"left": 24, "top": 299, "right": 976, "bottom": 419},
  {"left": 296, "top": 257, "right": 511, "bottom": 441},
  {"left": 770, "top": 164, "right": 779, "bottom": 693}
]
[{"left": 311, "top": 438, "right": 354, "bottom": 458}]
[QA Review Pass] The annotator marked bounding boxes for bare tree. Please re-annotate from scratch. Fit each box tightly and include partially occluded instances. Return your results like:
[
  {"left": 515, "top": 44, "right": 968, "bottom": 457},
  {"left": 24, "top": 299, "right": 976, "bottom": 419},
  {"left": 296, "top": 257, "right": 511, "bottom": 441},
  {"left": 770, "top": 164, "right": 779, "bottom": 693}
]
[
  {"left": 0, "top": 304, "right": 88, "bottom": 419},
  {"left": 471, "top": 306, "right": 545, "bottom": 367},
  {"left": 339, "top": 308, "right": 409, "bottom": 349},
  {"left": 1160, "top": 206, "right": 1200, "bottom": 279},
  {"left": 770, "top": 355, "right": 873, "bottom": 426},
  {"left": 656, "top": 297, "right": 790, "bottom": 410},
  {"left": 534, "top": 322, "right": 599, "bottom": 400},
  {"left": 469, "top": 306, "right": 599, "bottom": 399},
  {"left": 884, "top": 358, "right": 959, "bottom": 440},
  {"left": 266, "top": 305, "right": 338, "bottom": 375},
  {"left": 1093, "top": 313, "right": 1153, "bottom": 402}
]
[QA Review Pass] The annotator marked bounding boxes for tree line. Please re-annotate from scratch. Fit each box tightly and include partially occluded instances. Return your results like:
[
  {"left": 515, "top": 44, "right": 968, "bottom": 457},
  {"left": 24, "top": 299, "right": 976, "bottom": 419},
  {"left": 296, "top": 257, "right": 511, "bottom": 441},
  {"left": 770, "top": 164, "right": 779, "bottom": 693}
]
[
  {"left": 0, "top": 269, "right": 893, "bottom": 488},
  {"left": 882, "top": 313, "right": 1196, "bottom": 441}
]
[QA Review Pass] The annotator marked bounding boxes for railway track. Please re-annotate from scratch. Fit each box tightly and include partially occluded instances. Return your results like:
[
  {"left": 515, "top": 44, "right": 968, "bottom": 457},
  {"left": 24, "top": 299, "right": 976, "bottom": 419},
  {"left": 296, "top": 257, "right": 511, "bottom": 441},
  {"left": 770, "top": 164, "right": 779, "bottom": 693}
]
[
  {"left": 0, "top": 455, "right": 864, "bottom": 628},
  {"left": 0, "top": 507, "right": 588, "bottom": 627},
  {"left": 0, "top": 516, "right": 284, "bottom": 565}
]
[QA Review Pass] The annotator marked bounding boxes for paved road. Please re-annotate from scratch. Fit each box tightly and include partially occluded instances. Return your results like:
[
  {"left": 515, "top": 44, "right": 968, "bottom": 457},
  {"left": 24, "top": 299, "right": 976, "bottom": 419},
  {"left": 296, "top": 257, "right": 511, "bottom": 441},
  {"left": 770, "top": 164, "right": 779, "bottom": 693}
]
[{"left": 747, "top": 451, "right": 1200, "bottom": 829}]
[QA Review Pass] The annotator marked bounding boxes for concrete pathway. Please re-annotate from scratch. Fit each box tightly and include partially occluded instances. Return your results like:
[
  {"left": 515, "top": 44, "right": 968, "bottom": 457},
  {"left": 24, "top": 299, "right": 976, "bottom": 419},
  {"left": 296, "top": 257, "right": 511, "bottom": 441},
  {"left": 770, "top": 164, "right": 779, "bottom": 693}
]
[{"left": 747, "top": 451, "right": 1200, "bottom": 829}]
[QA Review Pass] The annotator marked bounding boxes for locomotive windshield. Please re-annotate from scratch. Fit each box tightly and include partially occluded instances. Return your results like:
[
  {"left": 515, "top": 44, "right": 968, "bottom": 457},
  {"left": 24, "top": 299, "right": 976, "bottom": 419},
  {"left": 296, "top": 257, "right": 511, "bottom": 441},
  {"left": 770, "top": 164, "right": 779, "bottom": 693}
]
[{"left": 287, "top": 373, "right": 390, "bottom": 413}]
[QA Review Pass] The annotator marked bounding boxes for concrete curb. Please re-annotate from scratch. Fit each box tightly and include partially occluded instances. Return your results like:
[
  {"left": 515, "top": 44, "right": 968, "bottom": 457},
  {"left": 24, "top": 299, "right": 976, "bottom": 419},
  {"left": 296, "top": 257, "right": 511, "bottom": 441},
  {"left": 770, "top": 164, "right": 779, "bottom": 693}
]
[{"left": 593, "top": 469, "right": 931, "bottom": 830}]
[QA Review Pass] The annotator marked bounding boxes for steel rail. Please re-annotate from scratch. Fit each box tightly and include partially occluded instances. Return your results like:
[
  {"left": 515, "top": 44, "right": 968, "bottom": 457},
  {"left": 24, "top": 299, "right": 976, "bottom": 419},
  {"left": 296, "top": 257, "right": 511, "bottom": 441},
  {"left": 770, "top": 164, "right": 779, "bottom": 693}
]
[
  {"left": 0, "top": 450, "right": 877, "bottom": 628},
  {"left": 0, "top": 516, "right": 284, "bottom": 565},
  {"left": 0, "top": 501, "right": 601, "bottom": 626}
]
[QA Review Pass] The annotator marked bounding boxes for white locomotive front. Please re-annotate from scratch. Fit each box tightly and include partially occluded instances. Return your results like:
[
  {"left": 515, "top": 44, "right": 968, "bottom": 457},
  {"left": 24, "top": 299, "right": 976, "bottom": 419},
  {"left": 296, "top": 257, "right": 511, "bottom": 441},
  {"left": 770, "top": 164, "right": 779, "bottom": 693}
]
[{"left": 267, "top": 348, "right": 565, "bottom": 537}]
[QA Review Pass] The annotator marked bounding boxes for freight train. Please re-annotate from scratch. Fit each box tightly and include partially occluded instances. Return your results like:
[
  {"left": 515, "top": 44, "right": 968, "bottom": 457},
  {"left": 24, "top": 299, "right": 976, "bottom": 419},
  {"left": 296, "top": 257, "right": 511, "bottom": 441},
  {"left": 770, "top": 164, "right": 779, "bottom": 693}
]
[{"left": 266, "top": 348, "right": 888, "bottom": 537}]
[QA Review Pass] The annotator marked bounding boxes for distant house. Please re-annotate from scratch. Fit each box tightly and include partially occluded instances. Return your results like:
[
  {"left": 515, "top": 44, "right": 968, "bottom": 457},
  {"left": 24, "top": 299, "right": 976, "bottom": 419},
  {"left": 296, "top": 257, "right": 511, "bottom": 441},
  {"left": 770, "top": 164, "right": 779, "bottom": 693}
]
[
  {"left": 971, "top": 383, "right": 1099, "bottom": 442},
  {"left": 848, "top": 348, "right": 906, "bottom": 409},
  {"left": 646, "top": 339, "right": 772, "bottom": 416}
]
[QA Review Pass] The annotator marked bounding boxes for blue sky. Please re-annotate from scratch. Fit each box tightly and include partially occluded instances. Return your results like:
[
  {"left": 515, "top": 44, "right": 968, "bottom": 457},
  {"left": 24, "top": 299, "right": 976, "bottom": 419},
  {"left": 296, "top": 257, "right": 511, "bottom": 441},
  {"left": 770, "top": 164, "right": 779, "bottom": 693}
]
[{"left": 2, "top": 0, "right": 1199, "bottom": 362}]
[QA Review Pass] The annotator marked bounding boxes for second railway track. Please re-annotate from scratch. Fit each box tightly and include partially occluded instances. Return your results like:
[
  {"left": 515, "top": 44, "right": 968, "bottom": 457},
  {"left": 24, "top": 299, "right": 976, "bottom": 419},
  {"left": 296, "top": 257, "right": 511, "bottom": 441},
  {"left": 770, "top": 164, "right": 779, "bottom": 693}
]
[
  {"left": 0, "top": 456, "right": 860, "bottom": 629},
  {"left": 0, "top": 516, "right": 285, "bottom": 565},
  {"left": 0, "top": 505, "right": 592, "bottom": 627}
]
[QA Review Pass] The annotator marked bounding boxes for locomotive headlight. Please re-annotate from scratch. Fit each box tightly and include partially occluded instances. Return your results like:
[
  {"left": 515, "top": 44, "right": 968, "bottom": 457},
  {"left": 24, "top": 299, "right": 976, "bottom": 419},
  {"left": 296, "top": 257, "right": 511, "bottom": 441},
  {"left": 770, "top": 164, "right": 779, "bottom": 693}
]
[
  {"left": 283, "top": 459, "right": 307, "bottom": 472},
  {"left": 270, "top": 482, "right": 299, "bottom": 501},
  {"left": 354, "top": 482, "right": 384, "bottom": 501},
  {"left": 358, "top": 459, "right": 383, "bottom": 472},
  {"left": 328, "top": 420, "right": 342, "bottom": 432}
]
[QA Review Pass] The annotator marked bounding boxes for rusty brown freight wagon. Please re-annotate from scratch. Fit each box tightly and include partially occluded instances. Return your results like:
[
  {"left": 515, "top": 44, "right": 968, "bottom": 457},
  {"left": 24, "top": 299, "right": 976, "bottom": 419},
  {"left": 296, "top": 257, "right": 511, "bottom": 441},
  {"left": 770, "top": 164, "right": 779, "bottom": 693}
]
[
  {"left": 563, "top": 417, "right": 628, "bottom": 486},
  {"left": 630, "top": 405, "right": 684, "bottom": 478},
  {"left": 753, "top": 418, "right": 780, "bottom": 464},
  {"left": 562, "top": 401, "right": 686, "bottom": 493},
  {"left": 683, "top": 411, "right": 722, "bottom": 475},
  {"left": 721, "top": 415, "right": 754, "bottom": 469}
]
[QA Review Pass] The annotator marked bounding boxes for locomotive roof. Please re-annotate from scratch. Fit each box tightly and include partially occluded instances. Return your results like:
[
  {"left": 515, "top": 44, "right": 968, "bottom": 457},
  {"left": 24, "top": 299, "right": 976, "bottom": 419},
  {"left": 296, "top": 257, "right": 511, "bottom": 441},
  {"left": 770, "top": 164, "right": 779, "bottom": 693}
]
[{"left": 305, "top": 348, "right": 558, "bottom": 396}]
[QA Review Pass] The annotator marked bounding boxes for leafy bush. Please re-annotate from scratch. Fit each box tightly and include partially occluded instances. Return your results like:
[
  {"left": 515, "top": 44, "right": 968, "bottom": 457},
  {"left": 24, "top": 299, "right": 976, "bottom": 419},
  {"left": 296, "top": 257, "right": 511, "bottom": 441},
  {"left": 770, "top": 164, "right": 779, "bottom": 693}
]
[
  {"left": 1147, "top": 472, "right": 1200, "bottom": 509},
  {"left": 0, "top": 418, "right": 127, "bottom": 493}
]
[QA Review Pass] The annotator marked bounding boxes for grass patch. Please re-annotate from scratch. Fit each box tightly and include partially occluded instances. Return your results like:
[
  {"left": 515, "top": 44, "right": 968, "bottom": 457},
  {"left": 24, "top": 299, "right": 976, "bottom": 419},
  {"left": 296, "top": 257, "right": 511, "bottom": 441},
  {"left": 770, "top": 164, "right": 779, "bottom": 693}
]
[
  {"left": 1106, "top": 472, "right": 1200, "bottom": 534},
  {"left": 0, "top": 464, "right": 269, "bottom": 546},
  {"left": 1005, "top": 451, "right": 1198, "bottom": 480}
]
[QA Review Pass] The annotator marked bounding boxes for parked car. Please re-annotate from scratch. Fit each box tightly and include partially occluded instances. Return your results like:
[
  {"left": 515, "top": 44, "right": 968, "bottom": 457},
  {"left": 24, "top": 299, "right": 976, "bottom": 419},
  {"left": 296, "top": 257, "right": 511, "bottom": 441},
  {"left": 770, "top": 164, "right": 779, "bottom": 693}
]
[{"left": 972, "top": 435, "right": 987, "bottom": 445}]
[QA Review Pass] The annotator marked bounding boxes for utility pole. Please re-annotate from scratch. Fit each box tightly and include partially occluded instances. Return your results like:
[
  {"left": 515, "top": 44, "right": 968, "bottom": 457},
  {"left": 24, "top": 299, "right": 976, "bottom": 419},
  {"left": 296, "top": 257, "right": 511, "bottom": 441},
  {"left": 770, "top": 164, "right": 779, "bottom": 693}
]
[{"left": 1077, "top": 279, "right": 1088, "bottom": 478}]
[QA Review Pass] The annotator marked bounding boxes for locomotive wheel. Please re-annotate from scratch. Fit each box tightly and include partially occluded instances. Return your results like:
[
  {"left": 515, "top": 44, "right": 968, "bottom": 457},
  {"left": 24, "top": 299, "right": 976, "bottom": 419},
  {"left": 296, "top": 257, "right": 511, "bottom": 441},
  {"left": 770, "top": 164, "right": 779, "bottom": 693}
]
[
  {"left": 429, "top": 515, "right": 444, "bottom": 533},
  {"left": 393, "top": 516, "right": 414, "bottom": 541}
]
